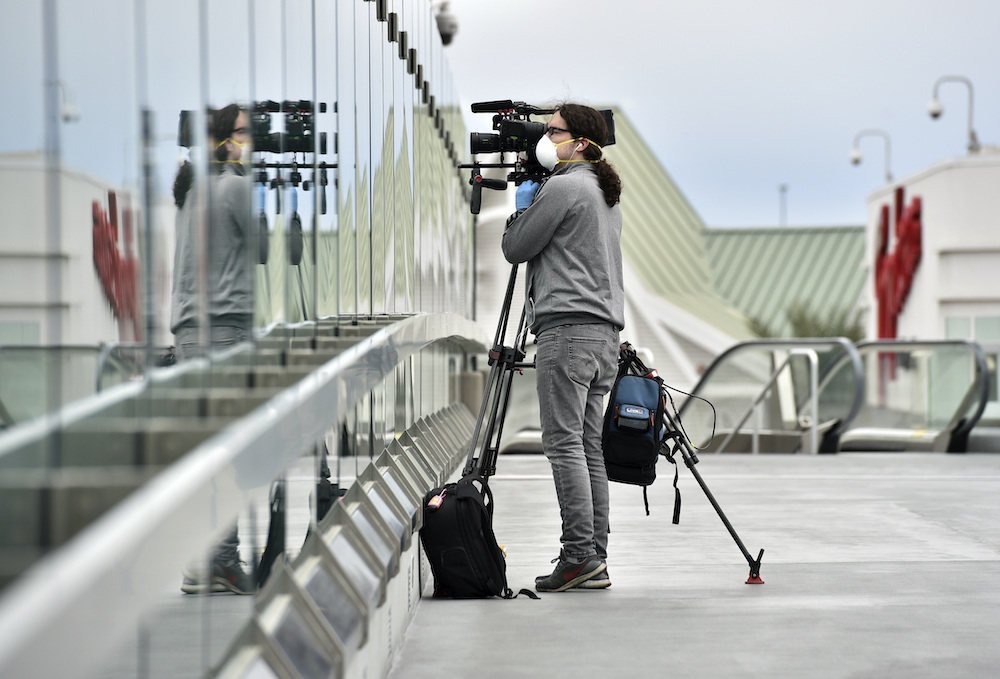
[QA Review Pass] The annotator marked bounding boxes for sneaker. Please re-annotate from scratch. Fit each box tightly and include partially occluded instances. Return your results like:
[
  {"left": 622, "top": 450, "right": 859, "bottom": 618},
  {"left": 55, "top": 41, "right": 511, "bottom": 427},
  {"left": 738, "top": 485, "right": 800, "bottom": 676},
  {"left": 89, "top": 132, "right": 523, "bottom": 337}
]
[
  {"left": 535, "top": 554, "right": 606, "bottom": 593},
  {"left": 535, "top": 552, "right": 563, "bottom": 585},
  {"left": 181, "top": 562, "right": 255, "bottom": 595},
  {"left": 575, "top": 569, "right": 611, "bottom": 589}
]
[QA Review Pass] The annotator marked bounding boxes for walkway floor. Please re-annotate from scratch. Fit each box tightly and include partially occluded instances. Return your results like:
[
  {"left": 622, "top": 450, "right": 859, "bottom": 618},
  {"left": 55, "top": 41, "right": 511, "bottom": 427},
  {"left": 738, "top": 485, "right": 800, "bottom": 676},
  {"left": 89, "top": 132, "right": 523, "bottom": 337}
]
[{"left": 389, "top": 452, "right": 1000, "bottom": 679}]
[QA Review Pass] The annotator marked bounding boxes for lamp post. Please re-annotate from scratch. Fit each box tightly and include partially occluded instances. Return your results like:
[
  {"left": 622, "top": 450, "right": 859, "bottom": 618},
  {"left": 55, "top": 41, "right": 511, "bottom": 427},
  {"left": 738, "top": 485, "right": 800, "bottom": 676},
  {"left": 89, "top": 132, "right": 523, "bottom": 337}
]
[
  {"left": 928, "top": 75, "right": 981, "bottom": 153},
  {"left": 849, "top": 129, "right": 892, "bottom": 183}
]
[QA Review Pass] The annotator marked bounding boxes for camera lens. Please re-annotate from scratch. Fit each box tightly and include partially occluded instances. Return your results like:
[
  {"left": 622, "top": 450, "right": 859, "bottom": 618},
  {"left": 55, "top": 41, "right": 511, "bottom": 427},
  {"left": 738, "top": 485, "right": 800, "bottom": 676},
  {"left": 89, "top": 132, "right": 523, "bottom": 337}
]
[
  {"left": 499, "top": 120, "right": 546, "bottom": 152},
  {"left": 470, "top": 132, "right": 501, "bottom": 155}
]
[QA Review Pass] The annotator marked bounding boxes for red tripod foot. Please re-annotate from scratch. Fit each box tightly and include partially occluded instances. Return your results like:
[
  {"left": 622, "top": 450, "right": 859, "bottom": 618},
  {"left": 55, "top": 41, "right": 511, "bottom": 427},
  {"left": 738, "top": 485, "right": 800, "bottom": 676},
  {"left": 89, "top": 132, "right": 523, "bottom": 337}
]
[{"left": 745, "top": 549, "right": 765, "bottom": 584}]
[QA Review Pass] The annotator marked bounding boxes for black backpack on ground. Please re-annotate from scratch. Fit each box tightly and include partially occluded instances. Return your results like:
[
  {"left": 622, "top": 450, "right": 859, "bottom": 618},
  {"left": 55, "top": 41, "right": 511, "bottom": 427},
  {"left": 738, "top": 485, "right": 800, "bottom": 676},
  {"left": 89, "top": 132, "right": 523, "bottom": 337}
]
[
  {"left": 420, "top": 473, "right": 534, "bottom": 599},
  {"left": 602, "top": 343, "right": 683, "bottom": 517}
]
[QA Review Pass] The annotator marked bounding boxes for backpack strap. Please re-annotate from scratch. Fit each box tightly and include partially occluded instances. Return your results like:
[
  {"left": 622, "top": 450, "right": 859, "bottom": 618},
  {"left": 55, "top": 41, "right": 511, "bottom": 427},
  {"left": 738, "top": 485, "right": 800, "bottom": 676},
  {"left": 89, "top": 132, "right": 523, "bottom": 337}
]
[
  {"left": 501, "top": 587, "right": 540, "bottom": 600},
  {"left": 661, "top": 431, "right": 683, "bottom": 525}
]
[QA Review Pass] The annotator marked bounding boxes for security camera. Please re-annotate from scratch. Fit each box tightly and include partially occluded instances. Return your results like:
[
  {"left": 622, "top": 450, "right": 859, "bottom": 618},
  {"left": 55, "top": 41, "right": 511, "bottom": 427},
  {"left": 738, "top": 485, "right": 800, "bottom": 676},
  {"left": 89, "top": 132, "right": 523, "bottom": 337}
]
[
  {"left": 61, "top": 102, "right": 81, "bottom": 123},
  {"left": 927, "top": 98, "right": 944, "bottom": 119},
  {"left": 435, "top": 2, "right": 458, "bottom": 45},
  {"left": 849, "top": 148, "right": 863, "bottom": 165}
]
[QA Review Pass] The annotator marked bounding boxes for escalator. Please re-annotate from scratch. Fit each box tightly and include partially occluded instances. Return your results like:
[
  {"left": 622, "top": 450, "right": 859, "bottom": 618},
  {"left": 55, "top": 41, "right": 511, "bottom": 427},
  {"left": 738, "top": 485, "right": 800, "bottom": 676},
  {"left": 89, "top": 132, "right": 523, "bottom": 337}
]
[
  {"left": 825, "top": 340, "right": 990, "bottom": 453},
  {"left": 677, "top": 338, "right": 993, "bottom": 454}
]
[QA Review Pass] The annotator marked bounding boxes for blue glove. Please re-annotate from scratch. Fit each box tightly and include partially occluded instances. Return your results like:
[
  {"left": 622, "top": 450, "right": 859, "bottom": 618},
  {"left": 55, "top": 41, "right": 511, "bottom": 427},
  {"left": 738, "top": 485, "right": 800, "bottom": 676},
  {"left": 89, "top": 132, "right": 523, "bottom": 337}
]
[{"left": 515, "top": 180, "right": 540, "bottom": 210}]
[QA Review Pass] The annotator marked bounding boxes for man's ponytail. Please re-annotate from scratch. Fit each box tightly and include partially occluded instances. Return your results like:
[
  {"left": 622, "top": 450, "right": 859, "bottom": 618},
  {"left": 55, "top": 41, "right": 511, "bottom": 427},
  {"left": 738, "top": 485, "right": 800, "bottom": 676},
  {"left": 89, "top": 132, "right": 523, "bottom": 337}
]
[{"left": 558, "top": 103, "right": 623, "bottom": 207}]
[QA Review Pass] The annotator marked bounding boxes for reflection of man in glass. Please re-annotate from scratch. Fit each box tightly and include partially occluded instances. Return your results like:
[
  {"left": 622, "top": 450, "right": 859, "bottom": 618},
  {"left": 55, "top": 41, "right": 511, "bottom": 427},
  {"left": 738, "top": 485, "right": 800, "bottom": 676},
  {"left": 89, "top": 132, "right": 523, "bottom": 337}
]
[
  {"left": 171, "top": 104, "right": 255, "bottom": 358},
  {"left": 171, "top": 104, "right": 255, "bottom": 594}
]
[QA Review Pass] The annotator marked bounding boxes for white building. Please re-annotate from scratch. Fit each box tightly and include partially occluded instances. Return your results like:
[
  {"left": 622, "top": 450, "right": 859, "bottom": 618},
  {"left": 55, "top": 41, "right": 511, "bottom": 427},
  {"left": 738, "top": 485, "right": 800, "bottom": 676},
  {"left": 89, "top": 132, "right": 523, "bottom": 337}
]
[
  {"left": 0, "top": 152, "right": 143, "bottom": 346},
  {"left": 862, "top": 149, "right": 1000, "bottom": 344},
  {"left": 0, "top": 153, "right": 165, "bottom": 422}
]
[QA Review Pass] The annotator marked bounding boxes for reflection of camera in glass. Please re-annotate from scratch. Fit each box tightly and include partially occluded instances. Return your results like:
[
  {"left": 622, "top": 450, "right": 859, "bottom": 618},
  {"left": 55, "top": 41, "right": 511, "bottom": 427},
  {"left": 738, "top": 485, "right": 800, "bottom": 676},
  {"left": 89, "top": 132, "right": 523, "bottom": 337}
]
[
  {"left": 177, "top": 110, "right": 196, "bottom": 149},
  {"left": 252, "top": 99, "right": 328, "bottom": 154},
  {"left": 282, "top": 99, "right": 326, "bottom": 154},
  {"left": 176, "top": 101, "right": 332, "bottom": 218},
  {"left": 176, "top": 101, "right": 328, "bottom": 155},
  {"left": 281, "top": 100, "right": 328, "bottom": 154},
  {"left": 252, "top": 100, "right": 282, "bottom": 153}
]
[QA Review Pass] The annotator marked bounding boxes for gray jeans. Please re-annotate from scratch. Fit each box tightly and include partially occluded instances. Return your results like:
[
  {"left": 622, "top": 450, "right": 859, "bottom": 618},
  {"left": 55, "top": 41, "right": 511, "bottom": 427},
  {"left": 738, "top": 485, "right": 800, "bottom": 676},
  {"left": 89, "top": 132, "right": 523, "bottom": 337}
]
[
  {"left": 535, "top": 323, "right": 619, "bottom": 562},
  {"left": 174, "top": 324, "right": 249, "bottom": 567},
  {"left": 175, "top": 324, "right": 250, "bottom": 362}
]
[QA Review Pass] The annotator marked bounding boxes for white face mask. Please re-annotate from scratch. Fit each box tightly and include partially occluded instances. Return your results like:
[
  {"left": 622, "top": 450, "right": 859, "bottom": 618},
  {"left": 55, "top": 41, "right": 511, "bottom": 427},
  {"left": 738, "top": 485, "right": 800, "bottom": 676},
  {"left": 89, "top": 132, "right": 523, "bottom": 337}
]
[
  {"left": 535, "top": 134, "right": 583, "bottom": 172},
  {"left": 234, "top": 138, "right": 252, "bottom": 164},
  {"left": 534, "top": 134, "right": 560, "bottom": 172}
]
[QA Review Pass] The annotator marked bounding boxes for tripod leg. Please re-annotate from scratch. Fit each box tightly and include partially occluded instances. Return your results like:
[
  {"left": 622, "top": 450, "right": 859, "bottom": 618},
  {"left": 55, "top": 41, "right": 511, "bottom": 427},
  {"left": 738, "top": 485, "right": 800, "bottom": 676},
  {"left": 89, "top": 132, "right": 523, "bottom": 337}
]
[
  {"left": 463, "top": 265, "right": 518, "bottom": 474},
  {"left": 665, "top": 406, "right": 765, "bottom": 584},
  {"left": 477, "top": 322, "right": 527, "bottom": 477},
  {"left": 463, "top": 264, "right": 531, "bottom": 480},
  {"left": 256, "top": 477, "right": 286, "bottom": 588}
]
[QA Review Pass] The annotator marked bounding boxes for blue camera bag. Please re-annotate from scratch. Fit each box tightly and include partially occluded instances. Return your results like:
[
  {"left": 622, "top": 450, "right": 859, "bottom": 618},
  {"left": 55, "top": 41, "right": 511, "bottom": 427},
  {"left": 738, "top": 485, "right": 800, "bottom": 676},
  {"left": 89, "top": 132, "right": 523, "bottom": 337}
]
[{"left": 603, "top": 373, "right": 663, "bottom": 487}]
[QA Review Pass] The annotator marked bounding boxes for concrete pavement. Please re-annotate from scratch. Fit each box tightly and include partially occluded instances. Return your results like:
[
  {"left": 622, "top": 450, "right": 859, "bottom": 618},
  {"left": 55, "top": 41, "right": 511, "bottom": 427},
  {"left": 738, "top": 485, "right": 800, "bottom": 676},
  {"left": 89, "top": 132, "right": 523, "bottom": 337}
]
[{"left": 389, "top": 453, "right": 1000, "bottom": 679}]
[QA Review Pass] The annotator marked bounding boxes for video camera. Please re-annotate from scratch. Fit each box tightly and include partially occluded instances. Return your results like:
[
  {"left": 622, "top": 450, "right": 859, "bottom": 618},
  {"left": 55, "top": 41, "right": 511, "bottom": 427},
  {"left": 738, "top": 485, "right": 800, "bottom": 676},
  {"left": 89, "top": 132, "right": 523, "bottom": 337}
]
[
  {"left": 252, "top": 100, "right": 328, "bottom": 155},
  {"left": 177, "top": 100, "right": 328, "bottom": 155},
  {"left": 249, "top": 100, "right": 332, "bottom": 217},
  {"left": 176, "top": 101, "right": 333, "bottom": 218},
  {"left": 460, "top": 99, "right": 615, "bottom": 214}
]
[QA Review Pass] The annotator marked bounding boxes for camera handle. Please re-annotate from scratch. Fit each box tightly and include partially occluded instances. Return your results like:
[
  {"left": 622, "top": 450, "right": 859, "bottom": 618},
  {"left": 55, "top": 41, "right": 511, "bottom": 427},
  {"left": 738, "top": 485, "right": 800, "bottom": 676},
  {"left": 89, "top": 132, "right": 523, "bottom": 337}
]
[
  {"left": 460, "top": 164, "right": 509, "bottom": 214},
  {"left": 463, "top": 264, "right": 533, "bottom": 478}
]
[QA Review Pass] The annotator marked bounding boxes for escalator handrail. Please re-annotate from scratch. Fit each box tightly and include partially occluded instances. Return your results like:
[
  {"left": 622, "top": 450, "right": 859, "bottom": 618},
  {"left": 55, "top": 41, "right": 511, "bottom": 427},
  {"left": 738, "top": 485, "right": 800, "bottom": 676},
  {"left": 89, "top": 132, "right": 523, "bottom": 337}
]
[
  {"left": 679, "top": 338, "right": 865, "bottom": 439},
  {"left": 853, "top": 338, "right": 991, "bottom": 443}
]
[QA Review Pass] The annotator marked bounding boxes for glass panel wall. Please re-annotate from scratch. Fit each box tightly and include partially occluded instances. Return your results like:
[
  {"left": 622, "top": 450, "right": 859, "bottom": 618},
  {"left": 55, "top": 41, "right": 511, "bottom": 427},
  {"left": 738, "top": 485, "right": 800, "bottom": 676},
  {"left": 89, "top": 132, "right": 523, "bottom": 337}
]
[
  {"left": 0, "top": 0, "right": 472, "bottom": 434},
  {"left": 0, "top": 0, "right": 474, "bottom": 675}
]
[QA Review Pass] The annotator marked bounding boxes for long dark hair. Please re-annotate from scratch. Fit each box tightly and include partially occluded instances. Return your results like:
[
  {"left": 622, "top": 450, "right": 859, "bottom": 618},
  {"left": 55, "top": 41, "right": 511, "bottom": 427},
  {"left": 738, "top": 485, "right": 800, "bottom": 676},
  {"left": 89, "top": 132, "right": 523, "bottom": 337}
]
[
  {"left": 557, "top": 103, "right": 622, "bottom": 207},
  {"left": 172, "top": 104, "right": 244, "bottom": 207}
]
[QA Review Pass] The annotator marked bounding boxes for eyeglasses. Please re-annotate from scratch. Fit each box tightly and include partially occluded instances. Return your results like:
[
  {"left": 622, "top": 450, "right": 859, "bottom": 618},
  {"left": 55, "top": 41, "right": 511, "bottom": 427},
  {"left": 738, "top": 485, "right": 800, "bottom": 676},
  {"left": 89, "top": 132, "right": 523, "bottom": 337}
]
[{"left": 545, "top": 126, "right": 571, "bottom": 138}]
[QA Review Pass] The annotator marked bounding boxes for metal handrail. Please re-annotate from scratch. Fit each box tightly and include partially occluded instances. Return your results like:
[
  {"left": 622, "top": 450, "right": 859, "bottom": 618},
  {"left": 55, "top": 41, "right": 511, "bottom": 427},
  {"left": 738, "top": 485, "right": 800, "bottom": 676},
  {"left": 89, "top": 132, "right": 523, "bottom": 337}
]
[
  {"left": 715, "top": 348, "right": 820, "bottom": 454},
  {"left": 0, "top": 312, "right": 490, "bottom": 679},
  {"left": 94, "top": 341, "right": 150, "bottom": 392},
  {"left": 852, "top": 339, "right": 990, "bottom": 446},
  {"left": 681, "top": 338, "right": 866, "bottom": 445}
]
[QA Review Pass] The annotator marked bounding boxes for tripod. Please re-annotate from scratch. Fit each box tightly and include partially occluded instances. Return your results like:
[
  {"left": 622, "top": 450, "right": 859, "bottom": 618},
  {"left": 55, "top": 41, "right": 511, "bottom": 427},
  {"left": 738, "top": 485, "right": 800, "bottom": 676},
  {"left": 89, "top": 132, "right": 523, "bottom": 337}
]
[
  {"left": 616, "top": 343, "right": 765, "bottom": 583},
  {"left": 463, "top": 264, "right": 532, "bottom": 479}
]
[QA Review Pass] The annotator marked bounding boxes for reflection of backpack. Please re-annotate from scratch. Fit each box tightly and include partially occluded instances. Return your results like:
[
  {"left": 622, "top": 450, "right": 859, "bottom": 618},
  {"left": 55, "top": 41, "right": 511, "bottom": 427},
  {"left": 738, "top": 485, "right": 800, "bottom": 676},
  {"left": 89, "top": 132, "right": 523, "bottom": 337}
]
[{"left": 602, "top": 344, "right": 683, "bottom": 516}]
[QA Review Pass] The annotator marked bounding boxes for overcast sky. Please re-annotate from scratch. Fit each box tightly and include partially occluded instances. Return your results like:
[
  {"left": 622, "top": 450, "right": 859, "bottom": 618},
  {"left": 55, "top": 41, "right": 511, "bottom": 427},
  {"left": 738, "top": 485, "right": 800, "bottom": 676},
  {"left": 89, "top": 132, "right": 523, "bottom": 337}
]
[
  {"left": 442, "top": 0, "right": 1000, "bottom": 227},
  {"left": 3, "top": 1, "right": 997, "bottom": 230}
]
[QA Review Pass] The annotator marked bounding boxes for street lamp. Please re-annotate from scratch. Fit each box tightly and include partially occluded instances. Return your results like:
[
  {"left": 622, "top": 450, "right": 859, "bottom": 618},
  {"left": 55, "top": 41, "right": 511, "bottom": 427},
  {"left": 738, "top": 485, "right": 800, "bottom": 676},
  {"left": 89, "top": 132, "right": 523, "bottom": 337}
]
[
  {"left": 778, "top": 183, "right": 787, "bottom": 226},
  {"left": 849, "top": 129, "right": 892, "bottom": 183},
  {"left": 928, "top": 75, "right": 981, "bottom": 153}
]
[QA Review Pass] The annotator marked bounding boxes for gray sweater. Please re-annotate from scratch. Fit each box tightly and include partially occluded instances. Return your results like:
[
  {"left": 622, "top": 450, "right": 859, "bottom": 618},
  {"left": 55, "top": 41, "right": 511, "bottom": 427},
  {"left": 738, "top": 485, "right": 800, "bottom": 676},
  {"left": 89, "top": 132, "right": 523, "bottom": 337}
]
[
  {"left": 502, "top": 163, "right": 625, "bottom": 335},
  {"left": 170, "top": 163, "right": 254, "bottom": 334}
]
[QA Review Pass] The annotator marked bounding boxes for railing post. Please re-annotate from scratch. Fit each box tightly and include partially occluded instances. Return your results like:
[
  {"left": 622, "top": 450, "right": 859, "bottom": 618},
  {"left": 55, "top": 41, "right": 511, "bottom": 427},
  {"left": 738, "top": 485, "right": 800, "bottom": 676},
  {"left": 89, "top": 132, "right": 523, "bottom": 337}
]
[{"left": 789, "top": 349, "right": 820, "bottom": 455}]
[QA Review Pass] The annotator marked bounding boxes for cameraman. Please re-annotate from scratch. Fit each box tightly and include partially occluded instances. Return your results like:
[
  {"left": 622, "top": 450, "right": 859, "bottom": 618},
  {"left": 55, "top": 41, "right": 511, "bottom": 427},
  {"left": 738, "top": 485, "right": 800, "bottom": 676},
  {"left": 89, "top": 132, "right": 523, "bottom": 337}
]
[{"left": 502, "top": 103, "right": 624, "bottom": 592}]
